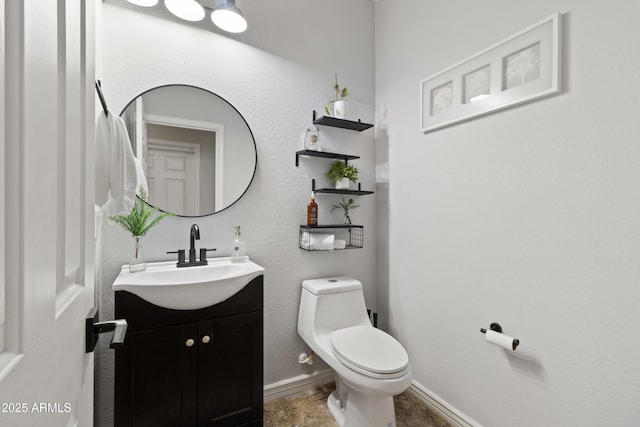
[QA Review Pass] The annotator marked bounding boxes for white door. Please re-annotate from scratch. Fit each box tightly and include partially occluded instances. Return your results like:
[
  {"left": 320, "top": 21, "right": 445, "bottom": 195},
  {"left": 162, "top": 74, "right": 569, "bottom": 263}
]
[
  {"left": 146, "top": 140, "right": 199, "bottom": 216},
  {"left": 0, "top": 1, "right": 96, "bottom": 426}
]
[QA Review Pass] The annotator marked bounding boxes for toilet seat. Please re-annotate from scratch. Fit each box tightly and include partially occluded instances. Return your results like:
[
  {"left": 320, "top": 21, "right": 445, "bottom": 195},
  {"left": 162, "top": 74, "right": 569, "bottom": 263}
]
[{"left": 330, "top": 326, "right": 409, "bottom": 379}]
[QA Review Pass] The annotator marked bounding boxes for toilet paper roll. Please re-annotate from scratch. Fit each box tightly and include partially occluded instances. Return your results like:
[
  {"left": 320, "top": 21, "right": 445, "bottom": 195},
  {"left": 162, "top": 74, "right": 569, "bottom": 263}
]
[{"left": 485, "top": 330, "right": 519, "bottom": 351}]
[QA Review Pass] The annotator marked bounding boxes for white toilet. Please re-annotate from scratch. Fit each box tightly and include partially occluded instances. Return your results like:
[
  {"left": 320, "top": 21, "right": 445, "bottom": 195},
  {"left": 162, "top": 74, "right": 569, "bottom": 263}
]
[{"left": 297, "top": 276, "right": 412, "bottom": 427}]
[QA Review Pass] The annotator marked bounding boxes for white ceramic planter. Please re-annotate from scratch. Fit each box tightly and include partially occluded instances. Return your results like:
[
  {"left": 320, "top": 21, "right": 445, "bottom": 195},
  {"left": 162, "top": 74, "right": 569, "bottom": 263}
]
[
  {"left": 335, "top": 177, "right": 351, "bottom": 190},
  {"left": 333, "top": 100, "right": 348, "bottom": 119}
]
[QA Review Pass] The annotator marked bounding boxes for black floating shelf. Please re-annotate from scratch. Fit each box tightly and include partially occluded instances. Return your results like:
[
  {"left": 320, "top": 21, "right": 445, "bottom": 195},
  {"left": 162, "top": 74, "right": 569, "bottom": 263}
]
[
  {"left": 314, "top": 188, "right": 374, "bottom": 196},
  {"left": 311, "top": 178, "right": 374, "bottom": 196},
  {"left": 312, "top": 111, "right": 373, "bottom": 132},
  {"left": 295, "top": 150, "right": 359, "bottom": 167},
  {"left": 300, "top": 224, "right": 363, "bottom": 230}
]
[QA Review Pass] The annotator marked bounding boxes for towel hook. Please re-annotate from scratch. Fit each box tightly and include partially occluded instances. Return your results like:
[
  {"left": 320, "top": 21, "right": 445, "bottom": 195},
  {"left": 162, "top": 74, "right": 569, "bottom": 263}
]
[{"left": 95, "top": 80, "right": 108, "bottom": 116}]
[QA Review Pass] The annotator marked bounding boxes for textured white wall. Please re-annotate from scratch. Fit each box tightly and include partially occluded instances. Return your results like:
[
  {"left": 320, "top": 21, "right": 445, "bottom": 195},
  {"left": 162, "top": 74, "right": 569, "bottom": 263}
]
[
  {"left": 97, "top": 1, "right": 375, "bottom": 425},
  {"left": 376, "top": 1, "right": 640, "bottom": 426}
]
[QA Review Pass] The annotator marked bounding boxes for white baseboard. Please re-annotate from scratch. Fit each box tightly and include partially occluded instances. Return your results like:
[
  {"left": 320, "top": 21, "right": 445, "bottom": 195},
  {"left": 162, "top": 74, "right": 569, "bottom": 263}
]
[
  {"left": 408, "top": 381, "right": 481, "bottom": 427},
  {"left": 263, "top": 369, "right": 335, "bottom": 403}
]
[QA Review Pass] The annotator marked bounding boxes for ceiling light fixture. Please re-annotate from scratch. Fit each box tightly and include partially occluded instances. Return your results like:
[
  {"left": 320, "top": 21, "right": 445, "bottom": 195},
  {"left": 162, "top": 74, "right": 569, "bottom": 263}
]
[
  {"left": 126, "top": 0, "right": 159, "bottom": 6},
  {"left": 164, "top": 0, "right": 205, "bottom": 22},
  {"left": 210, "top": 0, "right": 247, "bottom": 33}
]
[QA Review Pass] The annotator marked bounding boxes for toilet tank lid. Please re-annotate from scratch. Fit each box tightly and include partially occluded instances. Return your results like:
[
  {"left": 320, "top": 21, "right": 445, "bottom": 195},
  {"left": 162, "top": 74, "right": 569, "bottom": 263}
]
[{"left": 302, "top": 276, "right": 362, "bottom": 295}]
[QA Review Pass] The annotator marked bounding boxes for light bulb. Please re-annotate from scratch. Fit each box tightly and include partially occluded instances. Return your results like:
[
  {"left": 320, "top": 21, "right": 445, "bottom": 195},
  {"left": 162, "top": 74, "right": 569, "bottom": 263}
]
[
  {"left": 164, "top": 0, "right": 205, "bottom": 22},
  {"left": 211, "top": 8, "right": 247, "bottom": 33},
  {"left": 126, "top": 0, "right": 159, "bottom": 6}
]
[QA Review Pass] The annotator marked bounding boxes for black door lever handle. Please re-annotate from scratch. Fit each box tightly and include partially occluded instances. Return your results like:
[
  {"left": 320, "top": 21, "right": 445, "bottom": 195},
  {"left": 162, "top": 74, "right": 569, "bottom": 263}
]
[{"left": 86, "top": 308, "right": 128, "bottom": 353}]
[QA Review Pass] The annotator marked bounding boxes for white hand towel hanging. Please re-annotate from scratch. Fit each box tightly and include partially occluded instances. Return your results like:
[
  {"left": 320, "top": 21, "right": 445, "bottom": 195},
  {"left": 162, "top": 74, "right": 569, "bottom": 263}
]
[{"left": 95, "top": 110, "right": 145, "bottom": 216}]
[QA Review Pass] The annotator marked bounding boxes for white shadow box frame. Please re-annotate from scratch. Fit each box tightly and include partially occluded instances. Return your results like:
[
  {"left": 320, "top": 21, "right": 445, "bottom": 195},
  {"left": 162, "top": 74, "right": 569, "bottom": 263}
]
[{"left": 420, "top": 13, "right": 562, "bottom": 134}]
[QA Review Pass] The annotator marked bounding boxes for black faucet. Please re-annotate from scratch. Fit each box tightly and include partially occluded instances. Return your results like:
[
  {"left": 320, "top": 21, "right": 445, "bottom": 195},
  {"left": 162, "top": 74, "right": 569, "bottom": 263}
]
[
  {"left": 167, "top": 224, "right": 216, "bottom": 268},
  {"left": 189, "top": 224, "right": 200, "bottom": 263}
]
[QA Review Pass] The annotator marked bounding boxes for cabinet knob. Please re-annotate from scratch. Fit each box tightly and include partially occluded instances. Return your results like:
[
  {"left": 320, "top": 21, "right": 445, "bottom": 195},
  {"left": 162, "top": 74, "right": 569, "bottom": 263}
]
[
  {"left": 186, "top": 338, "right": 195, "bottom": 347},
  {"left": 202, "top": 335, "right": 211, "bottom": 344}
]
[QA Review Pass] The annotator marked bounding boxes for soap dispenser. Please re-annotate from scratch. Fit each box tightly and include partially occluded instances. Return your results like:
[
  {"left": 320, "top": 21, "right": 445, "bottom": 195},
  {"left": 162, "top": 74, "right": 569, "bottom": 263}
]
[{"left": 230, "top": 225, "right": 246, "bottom": 263}]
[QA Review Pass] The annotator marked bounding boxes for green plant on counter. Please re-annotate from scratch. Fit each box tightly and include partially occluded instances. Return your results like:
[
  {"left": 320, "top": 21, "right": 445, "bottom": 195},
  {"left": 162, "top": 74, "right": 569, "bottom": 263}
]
[
  {"left": 326, "top": 160, "right": 359, "bottom": 185},
  {"left": 109, "top": 188, "right": 173, "bottom": 237}
]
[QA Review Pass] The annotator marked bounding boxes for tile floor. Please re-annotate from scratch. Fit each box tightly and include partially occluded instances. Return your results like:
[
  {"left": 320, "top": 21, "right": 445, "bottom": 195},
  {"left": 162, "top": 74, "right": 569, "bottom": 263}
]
[{"left": 264, "top": 383, "right": 452, "bottom": 427}]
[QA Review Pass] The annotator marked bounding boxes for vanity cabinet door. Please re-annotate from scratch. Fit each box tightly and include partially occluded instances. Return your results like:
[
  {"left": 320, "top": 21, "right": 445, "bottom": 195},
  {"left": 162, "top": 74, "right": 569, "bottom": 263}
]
[
  {"left": 197, "top": 312, "right": 263, "bottom": 427},
  {"left": 114, "top": 278, "right": 263, "bottom": 426},
  {"left": 115, "top": 322, "right": 199, "bottom": 427}
]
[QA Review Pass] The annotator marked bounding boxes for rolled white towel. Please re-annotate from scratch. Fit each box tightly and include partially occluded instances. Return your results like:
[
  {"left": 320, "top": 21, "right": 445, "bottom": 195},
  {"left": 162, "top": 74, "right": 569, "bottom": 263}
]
[
  {"left": 333, "top": 239, "right": 346, "bottom": 250},
  {"left": 308, "top": 233, "right": 335, "bottom": 250}
]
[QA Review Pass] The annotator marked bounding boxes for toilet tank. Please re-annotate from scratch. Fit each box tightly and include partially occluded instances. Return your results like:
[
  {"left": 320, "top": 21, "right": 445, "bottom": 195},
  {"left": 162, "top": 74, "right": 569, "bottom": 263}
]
[{"left": 298, "top": 276, "right": 370, "bottom": 340}]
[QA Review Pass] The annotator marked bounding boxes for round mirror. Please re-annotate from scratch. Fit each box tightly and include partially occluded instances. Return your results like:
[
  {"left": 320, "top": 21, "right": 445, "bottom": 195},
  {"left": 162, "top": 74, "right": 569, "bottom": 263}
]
[{"left": 120, "top": 85, "right": 257, "bottom": 216}]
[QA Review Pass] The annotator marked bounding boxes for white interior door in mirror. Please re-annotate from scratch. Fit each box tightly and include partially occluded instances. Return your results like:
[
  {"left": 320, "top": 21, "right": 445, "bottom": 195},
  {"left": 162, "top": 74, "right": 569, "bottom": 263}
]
[{"left": 147, "top": 141, "right": 200, "bottom": 216}]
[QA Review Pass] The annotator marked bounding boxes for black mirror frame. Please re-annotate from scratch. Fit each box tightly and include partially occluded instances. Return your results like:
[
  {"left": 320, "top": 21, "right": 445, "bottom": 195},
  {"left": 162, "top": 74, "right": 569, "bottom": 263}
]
[{"left": 119, "top": 84, "right": 258, "bottom": 217}]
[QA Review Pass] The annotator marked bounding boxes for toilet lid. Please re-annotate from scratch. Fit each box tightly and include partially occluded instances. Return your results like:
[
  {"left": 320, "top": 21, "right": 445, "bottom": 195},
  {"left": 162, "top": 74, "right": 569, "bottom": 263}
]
[{"left": 330, "top": 326, "right": 409, "bottom": 376}]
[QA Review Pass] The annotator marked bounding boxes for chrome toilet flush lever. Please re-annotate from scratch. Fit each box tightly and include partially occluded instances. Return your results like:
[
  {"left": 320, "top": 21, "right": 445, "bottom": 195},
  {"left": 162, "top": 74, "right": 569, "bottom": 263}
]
[{"left": 168, "top": 224, "right": 216, "bottom": 268}]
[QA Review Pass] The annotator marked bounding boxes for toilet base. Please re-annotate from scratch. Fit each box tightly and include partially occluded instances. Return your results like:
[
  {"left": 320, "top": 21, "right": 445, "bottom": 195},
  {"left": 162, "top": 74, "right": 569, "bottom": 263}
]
[
  {"left": 327, "top": 388, "right": 397, "bottom": 427},
  {"left": 327, "top": 391, "right": 346, "bottom": 426}
]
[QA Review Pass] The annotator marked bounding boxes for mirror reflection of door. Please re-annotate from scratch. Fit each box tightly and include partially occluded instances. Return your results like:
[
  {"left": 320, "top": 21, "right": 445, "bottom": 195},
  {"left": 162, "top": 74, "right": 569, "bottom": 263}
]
[
  {"left": 146, "top": 123, "right": 218, "bottom": 216},
  {"left": 132, "top": 112, "right": 224, "bottom": 215},
  {"left": 147, "top": 139, "right": 199, "bottom": 216}
]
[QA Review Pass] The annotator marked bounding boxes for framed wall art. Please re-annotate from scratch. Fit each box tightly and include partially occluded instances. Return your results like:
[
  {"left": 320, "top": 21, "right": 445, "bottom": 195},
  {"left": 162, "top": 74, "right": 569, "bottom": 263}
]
[{"left": 420, "top": 13, "right": 562, "bottom": 133}]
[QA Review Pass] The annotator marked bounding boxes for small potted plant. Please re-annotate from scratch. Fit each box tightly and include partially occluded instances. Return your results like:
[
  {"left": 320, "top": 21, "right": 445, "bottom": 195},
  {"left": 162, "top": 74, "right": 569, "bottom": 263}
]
[
  {"left": 332, "top": 198, "right": 359, "bottom": 224},
  {"left": 326, "top": 160, "right": 359, "bottom": 190},
  {"left": 110, "top": 188, "right": 173, "bottom": 272},
  {"left": 324, "top": 73, "right": 349, "bottom": 119}
]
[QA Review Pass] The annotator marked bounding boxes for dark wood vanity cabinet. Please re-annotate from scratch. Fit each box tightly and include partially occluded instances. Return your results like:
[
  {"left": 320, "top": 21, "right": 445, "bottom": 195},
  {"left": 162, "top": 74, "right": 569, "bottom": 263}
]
[{"left": 114, "top": 276, "right": 263, "bottom": 427}]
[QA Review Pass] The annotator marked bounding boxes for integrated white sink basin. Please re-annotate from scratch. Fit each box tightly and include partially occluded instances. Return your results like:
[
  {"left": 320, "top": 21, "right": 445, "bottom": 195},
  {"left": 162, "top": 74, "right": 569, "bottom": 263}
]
[{"left": 112, "top": 256, "right": 265, "bottom": 310}]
